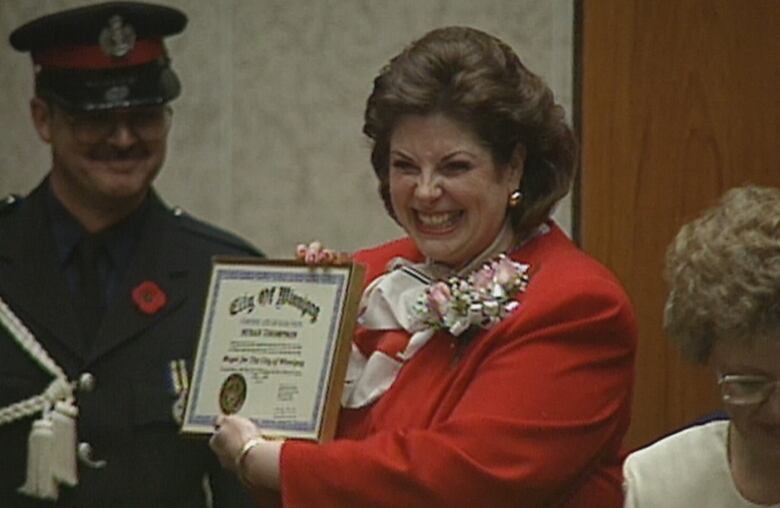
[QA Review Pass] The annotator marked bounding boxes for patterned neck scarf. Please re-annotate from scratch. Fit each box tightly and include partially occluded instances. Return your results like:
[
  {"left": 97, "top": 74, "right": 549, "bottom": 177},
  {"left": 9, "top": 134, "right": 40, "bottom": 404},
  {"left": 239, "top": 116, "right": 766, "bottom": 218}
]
[{"left": 342, "top": 221, "right": 544, "bottom": 408}]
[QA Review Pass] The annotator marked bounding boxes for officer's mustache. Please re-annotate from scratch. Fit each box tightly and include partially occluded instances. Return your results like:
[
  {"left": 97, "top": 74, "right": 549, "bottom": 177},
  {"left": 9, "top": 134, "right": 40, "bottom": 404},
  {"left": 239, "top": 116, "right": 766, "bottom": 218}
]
[{"left": 89, "top": 145, "right": 148, "bottom": 161}]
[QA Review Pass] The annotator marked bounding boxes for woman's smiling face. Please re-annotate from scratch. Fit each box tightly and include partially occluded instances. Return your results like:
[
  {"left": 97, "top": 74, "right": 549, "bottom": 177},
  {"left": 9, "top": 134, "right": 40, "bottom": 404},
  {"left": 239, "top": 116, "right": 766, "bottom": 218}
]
[{"left": 388, "top": 113, "right": 522, "bottom": 268}]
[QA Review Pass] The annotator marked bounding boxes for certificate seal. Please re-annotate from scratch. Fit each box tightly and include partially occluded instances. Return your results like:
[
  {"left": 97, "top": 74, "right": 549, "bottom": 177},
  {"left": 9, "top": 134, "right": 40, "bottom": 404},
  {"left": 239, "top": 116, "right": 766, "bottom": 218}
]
[{"left": 218, "top": 373, "right": 247, "bottom": 414}]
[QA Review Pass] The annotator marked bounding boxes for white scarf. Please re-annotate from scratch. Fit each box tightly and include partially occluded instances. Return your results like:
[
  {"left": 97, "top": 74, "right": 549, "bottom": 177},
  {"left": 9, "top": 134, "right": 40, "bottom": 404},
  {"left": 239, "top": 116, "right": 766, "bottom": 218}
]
[{"left": 341, "top": 222, "right": 544, "bottom": 408}]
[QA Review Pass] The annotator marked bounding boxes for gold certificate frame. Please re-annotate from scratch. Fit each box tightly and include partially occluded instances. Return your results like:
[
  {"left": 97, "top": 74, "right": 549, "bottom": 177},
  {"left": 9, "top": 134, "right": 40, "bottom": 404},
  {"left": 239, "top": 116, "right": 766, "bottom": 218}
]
[{"left": 181, "top": 257, "right": 364, "bottom": 442}]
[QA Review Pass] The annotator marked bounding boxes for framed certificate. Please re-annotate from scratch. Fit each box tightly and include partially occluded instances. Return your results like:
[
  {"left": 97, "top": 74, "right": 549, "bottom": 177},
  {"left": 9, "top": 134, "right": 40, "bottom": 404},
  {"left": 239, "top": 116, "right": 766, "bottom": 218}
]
[{"left": 181, "top": 257, "right": 364, "bottom": 442}]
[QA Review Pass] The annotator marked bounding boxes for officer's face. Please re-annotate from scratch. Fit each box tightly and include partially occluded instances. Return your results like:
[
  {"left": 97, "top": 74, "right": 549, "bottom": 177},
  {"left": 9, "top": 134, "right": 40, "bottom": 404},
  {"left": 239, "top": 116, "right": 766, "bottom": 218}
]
[{"left": 31, "top": 98, "right": 170, "bottom": 217}]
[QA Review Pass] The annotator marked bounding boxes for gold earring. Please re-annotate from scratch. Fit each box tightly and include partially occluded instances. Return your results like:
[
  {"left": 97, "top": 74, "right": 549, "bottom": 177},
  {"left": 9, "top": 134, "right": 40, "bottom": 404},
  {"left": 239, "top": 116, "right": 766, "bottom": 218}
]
[{"left": 508, "top": 190, "right": 522, "bottom": 208}]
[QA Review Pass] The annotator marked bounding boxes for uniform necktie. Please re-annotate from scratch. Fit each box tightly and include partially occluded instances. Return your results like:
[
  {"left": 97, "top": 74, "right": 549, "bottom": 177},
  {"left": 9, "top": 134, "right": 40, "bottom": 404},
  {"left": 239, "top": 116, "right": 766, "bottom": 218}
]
[{"left": 74, "top": 235, "right": 106, "bottom": 347}]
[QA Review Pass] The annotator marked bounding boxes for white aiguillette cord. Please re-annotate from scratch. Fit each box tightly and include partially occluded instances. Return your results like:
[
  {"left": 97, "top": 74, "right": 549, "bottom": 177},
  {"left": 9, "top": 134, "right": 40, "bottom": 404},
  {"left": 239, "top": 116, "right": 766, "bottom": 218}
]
[{"left": 0, "top": 296, "right": 78, "bottom": 500}]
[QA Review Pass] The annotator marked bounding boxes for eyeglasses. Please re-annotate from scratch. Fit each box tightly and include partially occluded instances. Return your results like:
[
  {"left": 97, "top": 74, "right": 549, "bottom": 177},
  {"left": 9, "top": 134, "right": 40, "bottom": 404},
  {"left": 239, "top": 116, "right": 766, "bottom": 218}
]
[
  {"left": 718, "top": 373, "right": 780, "bottom": 406},
  {"left": 56, "top": 105, "right": 172, "bottom": 143}
]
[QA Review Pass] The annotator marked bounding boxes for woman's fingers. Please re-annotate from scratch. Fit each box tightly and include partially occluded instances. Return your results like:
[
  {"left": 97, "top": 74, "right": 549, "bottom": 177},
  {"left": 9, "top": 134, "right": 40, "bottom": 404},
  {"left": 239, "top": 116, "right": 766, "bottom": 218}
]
[
  {"left": 332, "top": 251, "right": 351, "bottom": 264},
  {"left": 296, "top": 241, "right": 350, "bottom": 265},
  {"left": 296, "top": 241, "right": 322, "bottom": 263},
  {"left": 210, "top": 415, "right": 261, "bottom": 471}
]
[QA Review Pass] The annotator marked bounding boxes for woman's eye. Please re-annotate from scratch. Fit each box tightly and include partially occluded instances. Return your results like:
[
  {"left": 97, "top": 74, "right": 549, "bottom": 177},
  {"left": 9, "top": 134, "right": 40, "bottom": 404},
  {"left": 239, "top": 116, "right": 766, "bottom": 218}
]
[
  {"left": 444, "top": 161, "right": 472, "bottom": 173},
  {"left": 391, "top": 160, "right": 417, "bottom": 172},
  {"left": 735, "top": 379, "right": 769, "bottom": 392}
]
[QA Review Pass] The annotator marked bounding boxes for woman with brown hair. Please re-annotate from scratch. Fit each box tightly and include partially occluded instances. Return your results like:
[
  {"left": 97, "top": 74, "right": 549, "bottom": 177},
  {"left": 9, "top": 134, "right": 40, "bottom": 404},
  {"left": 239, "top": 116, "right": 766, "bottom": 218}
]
[{"left": 211, "top": 26, "right": 637, "bottom": 507}]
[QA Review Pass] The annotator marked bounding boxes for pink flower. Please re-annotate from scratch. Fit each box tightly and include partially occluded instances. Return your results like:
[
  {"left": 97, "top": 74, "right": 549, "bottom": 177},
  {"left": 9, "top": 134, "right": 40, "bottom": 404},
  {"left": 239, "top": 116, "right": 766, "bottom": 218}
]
[
  {"left": 427, "top": 282, "right": 452, "bottom": 318},
  {"left": 494, "top": 257, "right": 518, "bottom": 286},
  {"left": 412, "top": 254, "right": 531, "bottom": 335},
  {"left": 132, "top": 281, "right": 167, "bottom": 315},
  {"left": 472, "top": 265, "right": 495, "bottom": 291}
]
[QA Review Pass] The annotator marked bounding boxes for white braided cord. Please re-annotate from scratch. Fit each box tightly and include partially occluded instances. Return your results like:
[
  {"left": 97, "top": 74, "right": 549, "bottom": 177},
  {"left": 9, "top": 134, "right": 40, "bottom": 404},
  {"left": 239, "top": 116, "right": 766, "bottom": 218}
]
[{"left": 0, "top": 297, "right": 72, "bottom": 425}]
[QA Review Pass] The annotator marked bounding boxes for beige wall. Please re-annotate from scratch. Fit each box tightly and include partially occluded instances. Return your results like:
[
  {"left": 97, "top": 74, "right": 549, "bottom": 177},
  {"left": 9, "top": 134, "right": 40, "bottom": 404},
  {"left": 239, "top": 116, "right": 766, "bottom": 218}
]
[{"left": 0, "top": 0, "right": 574, "bottom": 257}]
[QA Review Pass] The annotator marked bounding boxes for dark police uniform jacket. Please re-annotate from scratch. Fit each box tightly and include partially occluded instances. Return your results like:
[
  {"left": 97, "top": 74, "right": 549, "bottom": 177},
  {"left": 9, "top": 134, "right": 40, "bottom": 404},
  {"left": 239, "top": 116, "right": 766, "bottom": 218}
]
[{"left": 0, "top": 181, "right": 260, "bottom": 508}]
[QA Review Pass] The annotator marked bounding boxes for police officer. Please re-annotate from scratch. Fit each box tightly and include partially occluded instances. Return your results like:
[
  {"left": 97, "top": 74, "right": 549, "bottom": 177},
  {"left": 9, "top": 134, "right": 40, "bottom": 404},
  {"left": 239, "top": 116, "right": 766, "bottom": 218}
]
[{"left": 0, "top": 3, "right": 260, "bottom": 507}]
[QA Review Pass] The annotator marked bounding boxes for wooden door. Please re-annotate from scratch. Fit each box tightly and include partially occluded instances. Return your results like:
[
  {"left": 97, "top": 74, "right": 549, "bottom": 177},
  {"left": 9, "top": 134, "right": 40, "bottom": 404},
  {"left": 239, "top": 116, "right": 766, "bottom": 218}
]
[{"left": 579, "top": 0, "right": 779, "bottom": 448}]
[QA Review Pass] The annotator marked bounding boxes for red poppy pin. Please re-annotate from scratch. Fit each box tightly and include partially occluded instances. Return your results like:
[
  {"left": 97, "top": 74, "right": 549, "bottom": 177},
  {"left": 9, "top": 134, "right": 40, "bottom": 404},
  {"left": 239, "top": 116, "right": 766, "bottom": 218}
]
[{"left": 132, "top": 281, "right": 167, "bottom": 315}]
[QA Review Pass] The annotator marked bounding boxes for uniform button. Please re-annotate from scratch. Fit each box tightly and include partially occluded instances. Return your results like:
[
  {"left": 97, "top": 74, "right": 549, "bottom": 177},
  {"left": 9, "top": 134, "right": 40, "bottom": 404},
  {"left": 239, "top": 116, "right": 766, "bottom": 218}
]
[{"left": 78, "top": 372, "right": 96, "bottom": 392}]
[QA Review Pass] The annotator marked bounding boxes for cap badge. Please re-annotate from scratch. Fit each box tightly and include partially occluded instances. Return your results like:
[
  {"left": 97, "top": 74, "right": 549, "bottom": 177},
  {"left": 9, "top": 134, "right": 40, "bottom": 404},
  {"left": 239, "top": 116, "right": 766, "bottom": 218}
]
[
  {"left": 99, "top": 15, "right": 137, "bottom": 58},
  {"left": 104, "top": 85, "right": 130, "bottom": 104}
]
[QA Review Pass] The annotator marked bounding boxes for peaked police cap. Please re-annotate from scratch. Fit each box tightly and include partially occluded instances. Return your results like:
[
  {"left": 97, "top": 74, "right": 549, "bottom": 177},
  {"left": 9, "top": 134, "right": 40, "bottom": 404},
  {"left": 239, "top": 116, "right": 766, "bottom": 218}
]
[{"left": 9, "top": 2, "right": 187, "bottom": 111}]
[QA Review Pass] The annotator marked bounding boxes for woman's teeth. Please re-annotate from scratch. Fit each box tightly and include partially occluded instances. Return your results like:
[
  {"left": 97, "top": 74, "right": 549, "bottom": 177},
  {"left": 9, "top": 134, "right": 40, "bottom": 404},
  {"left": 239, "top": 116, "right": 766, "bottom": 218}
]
[{"left": 417, "top": 211, "right": 459, "bottom": 228}]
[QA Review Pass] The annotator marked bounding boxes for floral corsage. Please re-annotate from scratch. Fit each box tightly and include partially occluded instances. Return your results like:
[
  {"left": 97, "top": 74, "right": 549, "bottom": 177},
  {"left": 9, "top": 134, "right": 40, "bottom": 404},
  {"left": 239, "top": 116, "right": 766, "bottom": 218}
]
[{"left": 412, "top": 255, "right": 530, "bottom": 337}]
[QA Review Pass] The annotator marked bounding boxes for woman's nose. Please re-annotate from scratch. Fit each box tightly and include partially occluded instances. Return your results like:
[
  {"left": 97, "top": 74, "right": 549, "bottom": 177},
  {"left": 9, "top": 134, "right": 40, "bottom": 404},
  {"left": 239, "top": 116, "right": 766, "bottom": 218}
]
[{"left": 414, "top": 172, "right": 442, "bottom": 201}]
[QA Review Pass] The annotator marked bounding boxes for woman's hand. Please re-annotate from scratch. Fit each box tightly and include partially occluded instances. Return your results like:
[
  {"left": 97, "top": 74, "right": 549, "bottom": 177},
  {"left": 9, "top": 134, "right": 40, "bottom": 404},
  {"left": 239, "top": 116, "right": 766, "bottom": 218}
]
[
  {"left": 296, "top": 241, "right": 351, "bottom": 265},
  {"left": 209, "top": 414, "right": 284, "bottom": 490},
  {"left": 209, "top": 414, "right": 261, "bottom": 472}
]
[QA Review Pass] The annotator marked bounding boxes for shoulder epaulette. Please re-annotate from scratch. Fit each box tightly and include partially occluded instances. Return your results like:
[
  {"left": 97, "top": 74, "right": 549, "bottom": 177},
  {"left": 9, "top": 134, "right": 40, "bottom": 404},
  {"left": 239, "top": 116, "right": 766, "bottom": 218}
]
[
  {"left": 169, "top": 205, "right": 263, "bottom": 257},
  {"left": 0, "top": 195, "right": 22, "bottom": 217}
]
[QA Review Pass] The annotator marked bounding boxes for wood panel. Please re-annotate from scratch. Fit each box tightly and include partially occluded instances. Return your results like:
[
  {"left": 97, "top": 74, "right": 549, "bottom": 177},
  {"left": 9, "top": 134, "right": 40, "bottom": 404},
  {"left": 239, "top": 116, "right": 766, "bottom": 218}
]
[{"left": 579, "top": 0, "right": 779, "bottom": 449}]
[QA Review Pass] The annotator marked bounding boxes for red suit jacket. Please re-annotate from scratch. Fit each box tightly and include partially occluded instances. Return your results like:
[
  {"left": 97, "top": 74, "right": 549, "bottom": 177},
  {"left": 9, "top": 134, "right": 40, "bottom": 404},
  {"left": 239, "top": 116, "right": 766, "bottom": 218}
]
[{"left": 262, "top": 223, "right": 637, "bottom": 507}]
